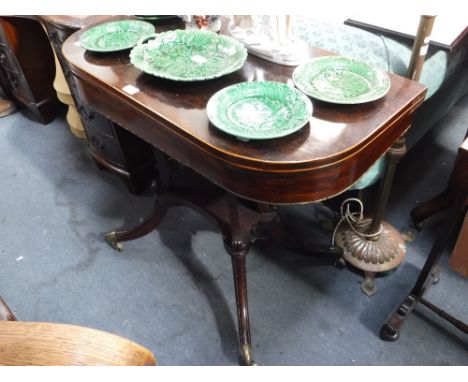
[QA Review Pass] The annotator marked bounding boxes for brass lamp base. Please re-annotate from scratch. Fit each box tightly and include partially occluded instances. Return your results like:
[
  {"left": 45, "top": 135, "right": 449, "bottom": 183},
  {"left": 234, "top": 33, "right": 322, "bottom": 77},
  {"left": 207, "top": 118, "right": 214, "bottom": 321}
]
[{"left": 335, "top": 218, "right": 406, "bottom": 296}]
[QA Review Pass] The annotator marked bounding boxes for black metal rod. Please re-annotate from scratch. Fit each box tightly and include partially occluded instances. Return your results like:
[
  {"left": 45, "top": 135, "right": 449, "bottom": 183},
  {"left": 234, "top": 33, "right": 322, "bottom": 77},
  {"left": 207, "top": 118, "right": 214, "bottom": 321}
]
[
  {"left": 369, "top": 137, "right": 407, "bottom": 234},
  {"left": 420, "top": 298, "right": 468, "bottom": 333}
]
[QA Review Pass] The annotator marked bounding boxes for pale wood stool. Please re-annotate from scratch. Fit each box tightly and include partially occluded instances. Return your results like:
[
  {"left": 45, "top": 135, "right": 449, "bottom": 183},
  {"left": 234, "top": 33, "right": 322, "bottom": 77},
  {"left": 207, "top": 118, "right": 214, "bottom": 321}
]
[{"left": 0, "top": 297, "right": 156, "bottom": 366}]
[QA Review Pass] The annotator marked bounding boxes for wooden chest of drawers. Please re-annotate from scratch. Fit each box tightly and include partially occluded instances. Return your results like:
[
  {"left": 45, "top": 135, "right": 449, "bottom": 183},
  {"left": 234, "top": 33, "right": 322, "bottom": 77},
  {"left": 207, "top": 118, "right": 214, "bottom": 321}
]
[
  {"left": 41, "top": 15, "right": 155, "bottom": 194},
  {"left": 0, "top": 17, "right": 58, "bottom": 124}
]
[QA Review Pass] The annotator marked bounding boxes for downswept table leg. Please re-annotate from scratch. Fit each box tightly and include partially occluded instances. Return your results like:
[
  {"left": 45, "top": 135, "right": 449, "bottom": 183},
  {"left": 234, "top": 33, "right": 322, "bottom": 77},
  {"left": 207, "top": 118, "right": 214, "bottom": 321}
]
[{"left": 105, "top": 196, "right": 168, "bottom": 251}]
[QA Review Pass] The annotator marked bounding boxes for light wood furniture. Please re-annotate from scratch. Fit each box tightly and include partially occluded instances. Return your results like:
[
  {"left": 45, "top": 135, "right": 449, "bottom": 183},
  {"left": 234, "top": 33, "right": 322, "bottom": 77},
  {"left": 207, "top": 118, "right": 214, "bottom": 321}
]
[
  {"left": 0, "top": 297, "right": 156, "bottom": 366},
  {"left": 49, "top": 33, "right": 86, "bottom": 138},
  {"left": 0, "top": 322, "right": 156, "bottom": 366}
]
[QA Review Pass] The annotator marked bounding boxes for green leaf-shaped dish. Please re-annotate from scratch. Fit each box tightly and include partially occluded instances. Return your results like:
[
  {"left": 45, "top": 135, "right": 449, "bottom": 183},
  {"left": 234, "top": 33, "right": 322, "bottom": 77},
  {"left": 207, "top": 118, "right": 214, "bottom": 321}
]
[
  {"left": 293, "top": 56, "right": 391, "bottom": 104},
  {"left": 207, "top": 81, "right": 313, "bottom": 141},
  {"left": 79, "top": 20, "right": 155, "bottom": 52},
  {"left": 129, "top": 29, "right": 247, "bottom": 81}
]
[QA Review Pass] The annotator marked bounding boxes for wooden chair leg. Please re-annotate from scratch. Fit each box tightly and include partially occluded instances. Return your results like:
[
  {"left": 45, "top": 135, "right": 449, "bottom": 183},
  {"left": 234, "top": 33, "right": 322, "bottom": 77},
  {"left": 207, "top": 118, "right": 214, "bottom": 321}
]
[
  {"left": 380, "top": 200, "right": 467, "bottom": 341},
  {"left": 0, "top": 296, "right": 17, "bottom": 321},
  {"left": 410, "top": 187, "right": 456, "bottom": 230}
]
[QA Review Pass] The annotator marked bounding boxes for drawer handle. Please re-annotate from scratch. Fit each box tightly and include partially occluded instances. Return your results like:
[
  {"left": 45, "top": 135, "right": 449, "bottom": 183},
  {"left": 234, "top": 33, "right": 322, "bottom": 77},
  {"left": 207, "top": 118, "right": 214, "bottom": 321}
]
[
  {"left": 78, "top": 105, "right": 95, "bottom": 123},
  {"left": 90, "top": 136, "right": 106, "bottom": 152}
]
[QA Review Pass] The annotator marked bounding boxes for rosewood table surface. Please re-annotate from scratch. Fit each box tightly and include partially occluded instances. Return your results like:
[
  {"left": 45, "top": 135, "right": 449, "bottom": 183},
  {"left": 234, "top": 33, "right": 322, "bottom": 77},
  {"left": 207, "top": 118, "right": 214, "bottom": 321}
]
[
  {"left": 63, "top": 21, "right": 426, "bottom": 205},
  {"left": 62, "top": 18, "right": 426, "bottom": 365}
]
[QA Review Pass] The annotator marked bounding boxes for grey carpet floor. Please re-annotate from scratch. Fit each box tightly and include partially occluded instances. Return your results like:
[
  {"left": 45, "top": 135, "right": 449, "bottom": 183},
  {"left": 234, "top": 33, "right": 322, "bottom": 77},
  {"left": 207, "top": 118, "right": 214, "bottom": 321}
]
[{"left": 0, "top": 94, "right": 467, "bottom": 366}]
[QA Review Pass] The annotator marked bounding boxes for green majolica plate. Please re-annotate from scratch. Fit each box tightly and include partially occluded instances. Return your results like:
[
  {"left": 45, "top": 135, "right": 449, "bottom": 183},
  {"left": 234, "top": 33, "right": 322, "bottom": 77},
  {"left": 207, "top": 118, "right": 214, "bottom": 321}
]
[
  {"left": 293, "top": 56, "right": 391, "bottom": 104},
  {"left": 129, "top": 29, "right": 247, "bottom": 81},
  {"left": 79, "top": 20, "right": 155, "bottom": 52},
  {"left": 207, "top": 81, "right": 313, "bottom": 141}
]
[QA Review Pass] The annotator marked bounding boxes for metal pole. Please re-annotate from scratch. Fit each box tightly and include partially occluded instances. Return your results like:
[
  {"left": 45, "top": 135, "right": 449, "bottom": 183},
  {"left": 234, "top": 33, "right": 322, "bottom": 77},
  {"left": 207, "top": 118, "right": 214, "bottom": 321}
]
[{"left": 407, "top": 15, "right": 436, "bottom": 81}]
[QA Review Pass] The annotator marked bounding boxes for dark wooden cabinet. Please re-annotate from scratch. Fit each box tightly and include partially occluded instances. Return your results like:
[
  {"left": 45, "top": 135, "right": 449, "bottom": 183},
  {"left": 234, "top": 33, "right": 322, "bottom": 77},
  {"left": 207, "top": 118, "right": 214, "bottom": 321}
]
[
  {"left": 41, "top": 15, "right": 155, "bottom": 194},
  {"left": 0, "top": 16, "right": 58, "bottom": 124}
]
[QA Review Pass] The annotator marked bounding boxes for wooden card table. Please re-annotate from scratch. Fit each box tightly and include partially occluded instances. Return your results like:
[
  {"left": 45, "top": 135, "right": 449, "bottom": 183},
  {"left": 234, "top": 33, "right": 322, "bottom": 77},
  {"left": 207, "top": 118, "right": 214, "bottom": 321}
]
[{"left": 63, "top": 21, "right": 426, "bottom": 365}]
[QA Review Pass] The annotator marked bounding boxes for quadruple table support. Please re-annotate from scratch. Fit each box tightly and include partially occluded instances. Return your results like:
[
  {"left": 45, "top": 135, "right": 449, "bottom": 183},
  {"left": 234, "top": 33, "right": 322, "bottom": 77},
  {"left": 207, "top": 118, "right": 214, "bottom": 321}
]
[{"left": 105, "top": 161, "right": 344, "bottom": 365}]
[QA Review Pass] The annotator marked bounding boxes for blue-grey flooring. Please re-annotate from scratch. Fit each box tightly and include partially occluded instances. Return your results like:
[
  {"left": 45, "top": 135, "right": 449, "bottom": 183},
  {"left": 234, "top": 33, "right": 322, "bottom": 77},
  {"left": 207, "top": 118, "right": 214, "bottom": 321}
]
[{"left": 0, "top": 95, "right": 467, "bottom": 365}]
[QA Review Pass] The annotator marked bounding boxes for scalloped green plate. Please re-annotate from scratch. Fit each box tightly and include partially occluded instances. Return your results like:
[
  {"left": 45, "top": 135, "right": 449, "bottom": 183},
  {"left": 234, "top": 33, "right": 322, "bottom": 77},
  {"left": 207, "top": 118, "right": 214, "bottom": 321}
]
[
  {"left": 207, "top": 81, "right": 313, "bottom": 141},
  {"left": 129, "top": 29, "right": 247, "bottom": 81},
  {"left": 293, "top": 56, "right": 391, "bottom": 104},
  {"left": 79, "top": 20, "right": 155, "bottom": 52}
]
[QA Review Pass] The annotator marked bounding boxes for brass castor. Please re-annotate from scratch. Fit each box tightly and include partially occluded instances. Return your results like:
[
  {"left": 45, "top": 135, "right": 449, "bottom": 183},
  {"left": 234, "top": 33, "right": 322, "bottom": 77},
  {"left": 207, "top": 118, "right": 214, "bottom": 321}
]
[
  {"left": 240, "top": 344, "right": 257, "bottom": 366},
  {"left": 105, "top": 231, "right": 123, "bottom": 251}
]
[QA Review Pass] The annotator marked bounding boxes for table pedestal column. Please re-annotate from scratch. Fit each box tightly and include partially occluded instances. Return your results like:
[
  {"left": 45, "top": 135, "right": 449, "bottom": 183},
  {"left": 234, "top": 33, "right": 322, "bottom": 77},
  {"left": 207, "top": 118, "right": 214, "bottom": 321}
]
[{"left": 104, "top": 163, "right": 343, "bottom": 365}]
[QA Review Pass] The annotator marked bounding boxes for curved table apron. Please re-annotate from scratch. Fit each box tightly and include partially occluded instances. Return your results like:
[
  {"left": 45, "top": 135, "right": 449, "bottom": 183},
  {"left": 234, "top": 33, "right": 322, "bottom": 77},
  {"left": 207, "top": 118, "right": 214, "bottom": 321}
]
[{"left": 63, "top": 33, "right": 426, "bottom": 205}]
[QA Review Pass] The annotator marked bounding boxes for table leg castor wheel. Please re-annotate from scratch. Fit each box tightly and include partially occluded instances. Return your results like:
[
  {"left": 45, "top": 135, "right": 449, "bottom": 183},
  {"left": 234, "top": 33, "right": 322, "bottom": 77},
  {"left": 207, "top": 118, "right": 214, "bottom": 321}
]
[
  {"left": 105, "top": 231, "right": 123, "bottom": 251},
  {"left": 380, "top": 323, "right": 400, "bottom": 341}
]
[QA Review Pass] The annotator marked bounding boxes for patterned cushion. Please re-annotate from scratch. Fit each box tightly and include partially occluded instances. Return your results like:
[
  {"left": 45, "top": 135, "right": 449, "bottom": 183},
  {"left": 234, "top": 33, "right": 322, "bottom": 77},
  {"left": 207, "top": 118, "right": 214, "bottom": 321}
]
[
  {"left": 293, "top": 17, "right": 391, "bottom": 71},
  {"left": 382, "top": 37, "right": 447, "bottom": 99},
  {"left": 292, "top": 17, "right": 459, "bottom": 189},
  {"left": 293, "top": 16, "right": 449, "bottom": 100}
]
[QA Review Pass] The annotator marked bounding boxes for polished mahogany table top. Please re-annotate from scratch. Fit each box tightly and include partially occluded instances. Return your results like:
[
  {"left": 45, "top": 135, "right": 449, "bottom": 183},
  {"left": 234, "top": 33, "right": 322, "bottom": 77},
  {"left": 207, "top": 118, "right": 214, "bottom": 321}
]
[{"left": 63, "top": 20, "right": 426, "bottom": 204}]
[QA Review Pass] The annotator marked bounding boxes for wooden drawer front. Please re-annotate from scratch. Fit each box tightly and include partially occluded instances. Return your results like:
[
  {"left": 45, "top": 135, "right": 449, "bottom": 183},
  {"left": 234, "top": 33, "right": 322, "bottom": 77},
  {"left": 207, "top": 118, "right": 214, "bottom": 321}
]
[
  {"left": 78, "top": 104, "right": 117, "bottom": 139},
  {"left": 78, "top": 104, "right": 125, "bottom": 166},
  {"left": 88, "top": 132, "right": 125, "bottom": 166}
]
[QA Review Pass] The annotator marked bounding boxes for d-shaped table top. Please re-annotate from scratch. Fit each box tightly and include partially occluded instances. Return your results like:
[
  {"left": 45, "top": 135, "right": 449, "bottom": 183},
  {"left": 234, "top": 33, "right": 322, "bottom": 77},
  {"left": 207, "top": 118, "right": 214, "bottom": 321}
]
[{"left": 63, "top": 19, "right": 426, "bottom": 204}]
